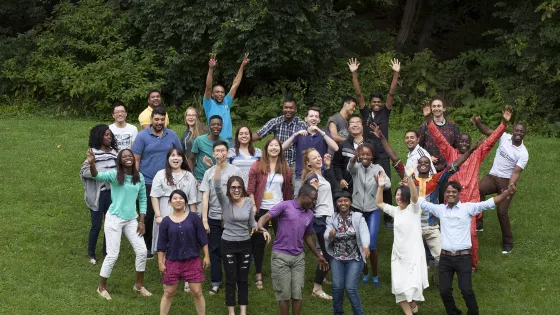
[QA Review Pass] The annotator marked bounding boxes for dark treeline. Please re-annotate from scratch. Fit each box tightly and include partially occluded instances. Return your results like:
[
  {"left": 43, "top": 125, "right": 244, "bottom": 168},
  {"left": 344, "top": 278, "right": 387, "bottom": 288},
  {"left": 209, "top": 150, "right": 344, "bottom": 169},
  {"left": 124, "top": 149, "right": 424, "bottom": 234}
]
[{"left": 1, "top": 0, "right": 559, "bottom": 135}]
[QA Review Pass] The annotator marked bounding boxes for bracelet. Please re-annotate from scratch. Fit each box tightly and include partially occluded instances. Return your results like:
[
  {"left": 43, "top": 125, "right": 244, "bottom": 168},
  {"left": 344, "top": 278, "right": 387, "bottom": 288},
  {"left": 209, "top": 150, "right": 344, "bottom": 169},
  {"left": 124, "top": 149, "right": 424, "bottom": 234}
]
[{"left": 138, "top": 222, "right": 144, "bottom": 225}]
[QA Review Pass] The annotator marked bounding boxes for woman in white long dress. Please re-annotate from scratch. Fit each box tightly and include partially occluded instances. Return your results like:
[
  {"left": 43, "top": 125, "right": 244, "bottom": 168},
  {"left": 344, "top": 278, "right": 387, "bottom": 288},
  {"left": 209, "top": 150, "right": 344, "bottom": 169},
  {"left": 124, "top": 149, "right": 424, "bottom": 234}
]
[{"left": 376, "top": 170, "right": 428, "bottom": 315}]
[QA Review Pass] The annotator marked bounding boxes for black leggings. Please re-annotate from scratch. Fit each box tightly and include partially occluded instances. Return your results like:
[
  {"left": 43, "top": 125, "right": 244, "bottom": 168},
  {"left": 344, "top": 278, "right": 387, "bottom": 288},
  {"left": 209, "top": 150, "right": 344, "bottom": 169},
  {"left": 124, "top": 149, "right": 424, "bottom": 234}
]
[
  {"left": 314, "top": 216, "right": 332, "bottom": 285},
  {"left": 222, "top": 239, "right": 251, "bottom": 306},
  {"left": 251, "top": 209, "right": 278, "bottom": 274}
]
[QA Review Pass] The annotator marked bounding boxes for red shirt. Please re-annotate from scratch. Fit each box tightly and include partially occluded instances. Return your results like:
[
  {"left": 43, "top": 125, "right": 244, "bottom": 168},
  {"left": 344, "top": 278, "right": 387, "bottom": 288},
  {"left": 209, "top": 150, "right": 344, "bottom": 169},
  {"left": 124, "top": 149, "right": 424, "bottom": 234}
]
[{"left": 428, "top": 120, "right": 507, "bottom": 202}]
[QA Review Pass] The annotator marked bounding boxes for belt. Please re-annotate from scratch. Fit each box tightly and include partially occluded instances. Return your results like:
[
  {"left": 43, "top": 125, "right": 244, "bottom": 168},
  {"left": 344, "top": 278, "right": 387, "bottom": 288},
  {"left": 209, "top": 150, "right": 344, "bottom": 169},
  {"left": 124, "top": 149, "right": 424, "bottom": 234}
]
[{"left": 441, "top": 249, "right": 471, "bottom": 257}]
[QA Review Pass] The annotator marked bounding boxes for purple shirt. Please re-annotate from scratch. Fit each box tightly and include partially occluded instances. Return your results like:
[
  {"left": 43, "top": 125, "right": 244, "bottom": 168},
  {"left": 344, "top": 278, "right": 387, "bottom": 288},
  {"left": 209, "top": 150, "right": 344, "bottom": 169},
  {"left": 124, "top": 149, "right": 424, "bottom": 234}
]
[
  {"left": 157, "top": 213, "right": 208, "bottom": 261},
  {"left": 269, "top": 200, "right": 314, "bottom": 256},
  {"left": 293, "top": 130, "right": 332, "bottom": 179}
]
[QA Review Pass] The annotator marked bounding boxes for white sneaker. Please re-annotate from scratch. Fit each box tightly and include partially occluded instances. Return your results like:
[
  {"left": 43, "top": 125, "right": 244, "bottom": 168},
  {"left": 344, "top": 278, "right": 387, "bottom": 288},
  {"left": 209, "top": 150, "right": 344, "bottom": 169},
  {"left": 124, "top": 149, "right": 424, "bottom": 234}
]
[{"left": 89, "top": 257, "right": 97, "bottom": 265}]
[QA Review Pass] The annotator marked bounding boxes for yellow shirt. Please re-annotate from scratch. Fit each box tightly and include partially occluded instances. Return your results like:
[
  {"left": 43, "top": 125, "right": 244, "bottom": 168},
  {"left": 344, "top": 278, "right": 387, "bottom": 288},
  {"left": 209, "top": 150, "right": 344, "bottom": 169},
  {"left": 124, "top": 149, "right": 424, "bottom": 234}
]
[{"left": 138, "top": 106, "right": 170, "bottom": 127}]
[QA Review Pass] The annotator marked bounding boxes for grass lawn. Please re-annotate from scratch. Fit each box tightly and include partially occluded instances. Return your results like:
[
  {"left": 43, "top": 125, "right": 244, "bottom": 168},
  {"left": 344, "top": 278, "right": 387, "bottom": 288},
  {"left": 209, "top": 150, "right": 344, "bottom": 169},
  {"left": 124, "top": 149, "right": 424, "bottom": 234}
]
[{"left": 0, "top": 117, "right": 559, "bottom": 314}]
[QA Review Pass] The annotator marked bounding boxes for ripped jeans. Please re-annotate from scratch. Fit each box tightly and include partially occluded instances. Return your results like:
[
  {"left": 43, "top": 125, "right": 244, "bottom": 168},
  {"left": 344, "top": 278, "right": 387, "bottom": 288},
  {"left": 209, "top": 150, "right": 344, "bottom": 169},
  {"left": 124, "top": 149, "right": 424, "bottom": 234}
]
[{"left": 221, "top": 239, "right": 252, "bottom": 306}]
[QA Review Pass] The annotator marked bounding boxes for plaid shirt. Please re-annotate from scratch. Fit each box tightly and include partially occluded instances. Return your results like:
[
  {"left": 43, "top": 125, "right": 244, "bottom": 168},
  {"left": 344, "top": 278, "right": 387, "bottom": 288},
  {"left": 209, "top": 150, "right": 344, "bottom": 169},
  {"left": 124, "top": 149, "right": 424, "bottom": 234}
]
[{"left": 256, "top": 116, "right": 307, "bottom": 166}]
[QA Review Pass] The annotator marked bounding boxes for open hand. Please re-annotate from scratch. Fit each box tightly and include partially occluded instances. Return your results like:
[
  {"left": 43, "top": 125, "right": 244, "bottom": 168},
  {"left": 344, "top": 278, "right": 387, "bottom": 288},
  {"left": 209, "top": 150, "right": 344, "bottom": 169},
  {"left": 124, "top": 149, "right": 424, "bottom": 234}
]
[
  {"left": 422, "top": 103, "right": 432, "bottom": 118},
  {"left": 471, "top": 115, "right": 481, "bottom": 126},
  {"left": 347, "top": 58, "right": 360, "bottom": 73},
  {"left": 323, "top": 153, "right": 332, "bottom": 168},
  {"left": 203, "top": 155, "right": 214, "bottom": 167},
  {"left": 377, "top": 172, "right": 387, "bottom": 186},
  {"left": 431, "top": 156, "right": 439, "bottom": 164},
  {"left": 241, "top": 53, "right": 250, "bottom": 67},
  {"left": 339, "top": 179, "right": 349, "bottom": 190},
  {"left": 502, "top": 105, "right": 513, "bottom": 122},
  {"left": 369, "top": 123, "right": 382, "bottom": 138},
  {"left": 208, "top": 54, "right": 217, "bottom": 69},
  {"left": 405, "top": 165, "right": 415, "bottom": 178},
  {"left": 309, "top": 178, "right": 319, "bottom": 190},
  {"left": 86, "top": 148, "right": 95, "bottom": 164},
  {"left": 317, "top": 255, "right": 329, "bottom": 271},
  {"left": 391, "top": 58, "right": 401, "bottom": 73}
]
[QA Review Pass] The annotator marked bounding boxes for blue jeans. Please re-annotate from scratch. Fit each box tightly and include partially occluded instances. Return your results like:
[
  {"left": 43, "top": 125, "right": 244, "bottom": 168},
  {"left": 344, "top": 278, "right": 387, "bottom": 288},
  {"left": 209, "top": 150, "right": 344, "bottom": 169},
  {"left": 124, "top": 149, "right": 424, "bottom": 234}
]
[
  {"left": 331, "top": 259, "right": 365, "bottom": 315},
  {"left": 362, "top": 209, "right": 381, "bottom": 250},
  {"left": 87, "top": 190, "right": 111, "bottom": 257}
]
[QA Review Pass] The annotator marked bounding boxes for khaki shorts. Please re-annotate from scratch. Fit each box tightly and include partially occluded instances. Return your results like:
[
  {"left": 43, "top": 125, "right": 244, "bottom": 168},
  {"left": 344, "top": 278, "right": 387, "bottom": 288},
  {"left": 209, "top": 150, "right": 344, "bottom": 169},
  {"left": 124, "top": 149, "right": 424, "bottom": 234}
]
[{"left": 271, "top": 251, "right": 305, "bottom": 301}]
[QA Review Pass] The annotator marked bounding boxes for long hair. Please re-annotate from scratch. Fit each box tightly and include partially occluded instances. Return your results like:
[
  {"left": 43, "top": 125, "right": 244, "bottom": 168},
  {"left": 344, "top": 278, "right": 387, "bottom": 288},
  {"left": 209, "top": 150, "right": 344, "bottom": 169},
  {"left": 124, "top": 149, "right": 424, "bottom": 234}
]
[
  {"left": 164, "top": 147, "right": 191, "bottom": 186},
  {"left": 184, "top": 106, "right": 206, "bottom": 140},
  {"left": 116, "top": 149, "right": 140, "bottom": 185},
  {"left": 226, "top": 176, "right": 247, "bottom": 219},
  {"left": 233, "top": 125, "right": 256, "bottom": 156},
  {"left": 89, "top": 124, "right": 118, "bottom": 151},
  {"left": 301, "top": 148, "right": 319, "bottom": 182},
  {"left": 258, "top": 138, "right": 288, "bottom": 175}
]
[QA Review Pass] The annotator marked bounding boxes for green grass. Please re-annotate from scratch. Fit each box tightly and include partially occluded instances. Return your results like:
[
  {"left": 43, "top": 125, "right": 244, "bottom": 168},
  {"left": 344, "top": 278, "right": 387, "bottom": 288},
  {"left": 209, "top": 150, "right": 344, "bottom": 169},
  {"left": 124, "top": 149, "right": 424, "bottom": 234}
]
[{"left": 1, "top": 117, "right": 559, "bottom": 314}]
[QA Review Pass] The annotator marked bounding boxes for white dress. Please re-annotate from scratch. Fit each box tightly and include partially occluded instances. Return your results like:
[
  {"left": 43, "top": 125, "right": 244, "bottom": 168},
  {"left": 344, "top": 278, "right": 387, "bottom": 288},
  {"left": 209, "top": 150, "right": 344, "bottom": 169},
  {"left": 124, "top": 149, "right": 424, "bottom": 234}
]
[
  {"left": 383, "top": 201, "right": 429, "bottom": 303},
  {"left": 150, "top": 169, "right": 198, "bottom": 254}
]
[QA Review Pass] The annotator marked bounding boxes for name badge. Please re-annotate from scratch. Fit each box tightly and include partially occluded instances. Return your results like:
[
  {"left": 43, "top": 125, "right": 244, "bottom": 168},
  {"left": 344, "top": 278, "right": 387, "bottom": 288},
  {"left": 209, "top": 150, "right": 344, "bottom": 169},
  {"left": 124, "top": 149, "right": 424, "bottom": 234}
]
[{"left": 263, "top": 191, "right": 273, "bottom": 200}]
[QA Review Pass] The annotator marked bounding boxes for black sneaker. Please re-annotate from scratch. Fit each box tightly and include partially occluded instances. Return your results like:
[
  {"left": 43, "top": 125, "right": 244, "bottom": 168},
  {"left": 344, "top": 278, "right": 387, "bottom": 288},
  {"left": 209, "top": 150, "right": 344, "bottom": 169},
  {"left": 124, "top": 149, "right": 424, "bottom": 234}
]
[
  {"left": 502, "top": 245, "right": 513, "bottom": 254},
  {"left": 147, "top": 252, "right": 154, "bottom": 259}
]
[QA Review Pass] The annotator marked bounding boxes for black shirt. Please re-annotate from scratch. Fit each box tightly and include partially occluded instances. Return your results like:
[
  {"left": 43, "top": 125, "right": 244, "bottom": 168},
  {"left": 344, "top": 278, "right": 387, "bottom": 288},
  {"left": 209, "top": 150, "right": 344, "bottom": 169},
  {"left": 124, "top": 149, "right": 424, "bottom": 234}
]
[{"left": 360, "top": 106, "right": 391, "bottom": 160}]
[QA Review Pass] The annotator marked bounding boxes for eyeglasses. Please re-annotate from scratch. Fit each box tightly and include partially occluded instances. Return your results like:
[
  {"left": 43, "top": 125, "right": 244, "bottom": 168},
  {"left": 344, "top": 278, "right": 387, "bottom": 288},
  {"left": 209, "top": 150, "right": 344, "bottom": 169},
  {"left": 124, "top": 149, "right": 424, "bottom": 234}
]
[
  {"left": 113, "top": 110, "right": 126, "bottom": 114},
  {"left": 230, "top": 186, "right": 243, "bottom": 191}
]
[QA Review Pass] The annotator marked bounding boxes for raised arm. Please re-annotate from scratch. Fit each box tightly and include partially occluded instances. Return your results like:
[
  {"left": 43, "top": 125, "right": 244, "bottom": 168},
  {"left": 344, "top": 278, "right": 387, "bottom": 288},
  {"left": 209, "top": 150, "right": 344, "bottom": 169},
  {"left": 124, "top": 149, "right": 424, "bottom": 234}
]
[
  {"left": 204, "top": 54, "right": 217, "bottom": 100},
  {"left": 478, "top": 106, "right": 512, "bottom": 158},
  {"left": 375, "top": 172, "right": 387, "bottom": 210},
  {"left": 453, "top": 136, "right": 485, "bottom": 168},
  {"left": 229, "top": 53, "right": 249, "bottom": 99},
  {"left": 471, "top": 115, "right": 493, "bottom": 137},
  {"left": 86, "top": 149, "right": 99, "bottom": 177},
  {"left": 385, "top": 58, "right": 401, "bottom": 110},
  {"left": 406, "top": 167, "right": 418, "bottom": 204},
  {"left": 348, "top": 58, "right": 366, "bottom": 109},
  {"left": 370, "top": 123, "right": 399, "bottom": 163}
]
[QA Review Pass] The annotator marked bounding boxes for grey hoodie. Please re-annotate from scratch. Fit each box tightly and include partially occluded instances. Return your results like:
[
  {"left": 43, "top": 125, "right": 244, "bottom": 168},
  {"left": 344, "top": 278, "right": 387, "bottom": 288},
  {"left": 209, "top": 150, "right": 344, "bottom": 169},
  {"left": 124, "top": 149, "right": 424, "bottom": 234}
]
[
  {"left": 79, "top": 148, "right": 117, "bottom": 211},
  {"left": 347, "top": 161, "right": 391, "bottom": 212}
]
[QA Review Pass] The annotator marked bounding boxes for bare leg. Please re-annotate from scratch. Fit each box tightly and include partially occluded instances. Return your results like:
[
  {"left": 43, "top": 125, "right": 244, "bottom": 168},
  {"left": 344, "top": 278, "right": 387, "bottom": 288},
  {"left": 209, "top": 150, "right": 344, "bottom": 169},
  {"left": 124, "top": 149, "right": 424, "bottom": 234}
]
[
  {"left": 189, "top": 283, "right": 206, "bottom": 315},
  {"left": 292, "top": 299, "right": 302, "bottom": 315},
  {"left": 135, "top": 271, "right": 145, "bottom": 290},
  {"left": 399, "top": 301, "right": 413, "bottom": 315},
  {"left": 279, "top": 300, "right": 290, "bottom": 315},
  {"left": 160, "top": 284, "right": 178, "bottom": 315},
  {"left": 98, "top": 276, "right": 108, "bottom": 292},
  {"left": 227, "top": 306, "right": 235, "bottom": 315},
  {"left": 239, "top": 305, "right": 247, "bottom": 315}
]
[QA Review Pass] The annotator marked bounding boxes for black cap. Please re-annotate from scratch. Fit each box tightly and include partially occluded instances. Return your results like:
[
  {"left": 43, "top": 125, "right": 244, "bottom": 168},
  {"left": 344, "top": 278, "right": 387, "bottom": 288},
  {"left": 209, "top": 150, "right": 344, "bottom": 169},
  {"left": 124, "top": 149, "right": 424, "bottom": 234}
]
[{"left": 333, "top": 190, "right": 352, "bottom": 202}]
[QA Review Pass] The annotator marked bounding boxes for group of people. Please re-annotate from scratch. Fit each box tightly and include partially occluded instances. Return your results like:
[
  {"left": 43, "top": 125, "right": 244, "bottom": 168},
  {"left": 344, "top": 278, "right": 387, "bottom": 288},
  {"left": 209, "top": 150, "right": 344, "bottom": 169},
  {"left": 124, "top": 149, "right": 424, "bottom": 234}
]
[{"left": 80, "top": 54, "right": 529, "bottom": 315}]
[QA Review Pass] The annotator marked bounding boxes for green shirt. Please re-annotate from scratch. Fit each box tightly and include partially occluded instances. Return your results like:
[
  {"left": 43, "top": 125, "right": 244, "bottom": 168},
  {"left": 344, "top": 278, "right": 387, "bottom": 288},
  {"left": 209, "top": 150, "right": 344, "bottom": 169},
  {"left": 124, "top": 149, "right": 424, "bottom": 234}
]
[
  {"left": 191, "top": 134, "right": 228, "bottom": 181},
  {"left": 93, "top": 170, "right": 147, "bottom": 220}
]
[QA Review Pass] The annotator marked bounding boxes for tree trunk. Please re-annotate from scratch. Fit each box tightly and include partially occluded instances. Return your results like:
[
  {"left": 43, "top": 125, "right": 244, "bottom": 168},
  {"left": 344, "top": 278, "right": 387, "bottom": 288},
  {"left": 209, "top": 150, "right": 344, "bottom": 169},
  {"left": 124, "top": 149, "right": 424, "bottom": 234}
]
[
  {"left": 417, "top": 6, "right": 436, "bottom": 51},
  {"left": 395, "top": 0, "right": 422, "bottom": 52}
]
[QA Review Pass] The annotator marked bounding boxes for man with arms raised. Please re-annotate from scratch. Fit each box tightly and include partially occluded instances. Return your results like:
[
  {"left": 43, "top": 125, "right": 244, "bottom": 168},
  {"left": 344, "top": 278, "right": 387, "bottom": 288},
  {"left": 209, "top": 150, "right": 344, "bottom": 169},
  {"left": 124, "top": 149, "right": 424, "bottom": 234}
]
[
  {"left": 203, "top": 53, "right": 249, "bottom": 144},
  {"left": 109, "top": 102, "right": 138, "bottom": 151},
  {"left": 475, "top": 117, "right": 528, "bottom": 254},
  {"left": 138, "top": 89, "right": 169, "bottom": 130}
]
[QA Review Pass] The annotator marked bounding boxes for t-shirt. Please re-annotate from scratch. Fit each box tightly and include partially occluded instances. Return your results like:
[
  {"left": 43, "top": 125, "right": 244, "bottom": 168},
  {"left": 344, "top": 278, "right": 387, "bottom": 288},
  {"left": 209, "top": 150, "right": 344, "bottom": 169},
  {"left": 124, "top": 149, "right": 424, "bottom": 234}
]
[
  {"left": 131, "top": 127, "right": 182, "bottom": 184},
  {"left": 203, "top": 93, "right": 233, "bottom": 139},
  {"left": 326, "top": 113, "right": 349, "bottom": 140},
  {"left": 305, "top": 173, "right": 334, "bottom": 217},
  {"left": 293, "top": 130, "right": 333, "bottom": 179},
  {"left": 269, "top": 200, "right": 314, "bottom": 256},
  {"left": 361, "top": 106, "right": 391, "bottom": 160},
  {"left": 157, "top": 213, "right": 208, "bottom": 261},
  {"left": 199, "top": 164, "right": 242, "bottom": 220},
  {"left": 150, "top": 169, "right": 198, "bottom": 205},
  {"left": 93, "top": 170, "right": 147, "bottom": 220},
  {"left": 138, "top": 106, "right": 170, "bottom": 127},
  {"left": 227, "top": 147, "right": 262, "bottom": 189},
  {"left": 191, "top": 134, "right": 228, "bottom": 181},
  {"left": 109, "top": 123, "right": 138, "bottom": 151},
  {"left": 260, "top": 173, "right": 284, "bottom": 210},
  {"left": 489, "top": 133, "right": 529, "bottom": 178},
  {"left": 214, "top": 180, "right": 257, "bottom": 241}
]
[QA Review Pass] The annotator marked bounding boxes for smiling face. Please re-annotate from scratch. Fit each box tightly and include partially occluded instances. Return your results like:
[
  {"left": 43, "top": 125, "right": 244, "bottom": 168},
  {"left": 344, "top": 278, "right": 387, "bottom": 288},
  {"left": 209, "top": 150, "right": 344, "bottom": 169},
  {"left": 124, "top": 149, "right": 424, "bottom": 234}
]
[
  {"left": 151, "top": 114, "right": 166, "bottom": 132},
  {"left": 283, "top": 101, "right": 297, "bottom": 121},
  {"left": 102, "top": 129, "right": 113, "bottom": 148},
  {"left": 431, "top": 99, "right": 445, "bottom": 118},
  {"left": 444, "top": 185, "right": 460, "bottom": 204},
  {"left": 211, "top": 85, "right": 225, "bottom": 103},
  {"left": 395, "top": 187, "right": 410, "bottom": 208},
  {"left": 348, "top": 117, "right": 363, "bottom": 136},
  {"left": 457, "top": 134, "right": 472, "bottom": 154},
  {"left": 370, "top": 97, "right": 383, "bottom": 112},
  {"left": 306, "top": 109, "right": 320, "bottom": 127},
  {"left": 405, "top": 131, "right": 419, "bottom": 150},
  {"left": 170, "top": 193, "right": 186, "bottom": 211},
  {"left": 512, "top": 124, "right": 526, "bottom": 144},
  {"left": 185, "top": 109, "right": 197, "bottom": 127},
  {"left": 148, "top": 91, "right": 161, "bottom": 108},
  {"left": 358, "top": 146, "right": 373, "bottom": 167},
  {"left": 344, "top": 101, "right": 356, "bottom": 116},
  {"left": 120, "top": 150, "right": 135, "bottom": 168},
  {"left": 209, "top": 118, "right": 223, "bottom": 136},
  {"left": 336, "top": 196, "right": 351, "bottom": 214},
  {"left": 112, "top": 105, "right": 127, "bottom": 124},
  {"left": 168, "top": 149, "right": 183, "bottom": 170},
  {"left": 417, "top": 156, "right": 431, "bottom": 175},
  {"left": 307, "top": 149, "right": 323, "bottom": 171},
  {"left": 266, "top": 140, "right": 281, "bottom": 158},
  {"left": 229, "top": 180, "right": 244, "bottom": 201},
  {"left": 301, "top": 191, "right": 318, "bottom": 210},
  {"left": 237, "top": 127, "right": 251, "bottom": 145}
]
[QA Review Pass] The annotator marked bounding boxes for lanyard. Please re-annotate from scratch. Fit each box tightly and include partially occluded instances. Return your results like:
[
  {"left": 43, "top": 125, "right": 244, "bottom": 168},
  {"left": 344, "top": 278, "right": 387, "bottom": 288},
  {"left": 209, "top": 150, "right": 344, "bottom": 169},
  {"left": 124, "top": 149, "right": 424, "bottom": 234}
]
[{"left": 267, "top": 172, "right": 276, "bottom": 189}]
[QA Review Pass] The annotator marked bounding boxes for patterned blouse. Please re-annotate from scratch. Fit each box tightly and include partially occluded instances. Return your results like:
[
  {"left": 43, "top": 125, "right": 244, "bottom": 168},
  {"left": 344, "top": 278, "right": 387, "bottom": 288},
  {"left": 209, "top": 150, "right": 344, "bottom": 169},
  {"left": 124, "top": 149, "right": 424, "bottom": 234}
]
[{"left": 333, "top": 212, "right": 361, "bottom": 261}]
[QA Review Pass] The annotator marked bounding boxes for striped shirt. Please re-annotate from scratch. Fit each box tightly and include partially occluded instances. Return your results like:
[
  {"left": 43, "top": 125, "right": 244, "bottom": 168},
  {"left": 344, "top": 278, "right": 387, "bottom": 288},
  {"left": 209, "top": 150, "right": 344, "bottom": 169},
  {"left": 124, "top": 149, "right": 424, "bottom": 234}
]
[
  {"left": 406, "top": 144, "right": 437, "bottom": 176},
  {"left": 92, "top": 148, "right": 118, "bottom": 190},
  {"left": 227, "top": 147, "right": 262, "bottom": 189},
  {"left": 256, "top": 116, "right": 307, "bottom": 166}
]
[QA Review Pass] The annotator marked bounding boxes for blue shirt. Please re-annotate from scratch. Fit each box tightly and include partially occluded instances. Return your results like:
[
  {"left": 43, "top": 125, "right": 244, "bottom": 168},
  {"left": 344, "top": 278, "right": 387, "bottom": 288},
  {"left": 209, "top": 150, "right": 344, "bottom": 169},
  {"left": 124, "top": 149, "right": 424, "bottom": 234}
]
[
  {"left": 203, "top": 93, "right": 233, "bottom": 139},
  {"left": 420, "top": 198, "right": 496, "bottom": 252},
  {"left": 293, "top": 130, "right": 332, "bottom": 179},
  {"left": 131, "top": 127, "right": 182, "bottom": 184},
  {"left": 191, "top": 134, "right": 228, "bottom": 181}
]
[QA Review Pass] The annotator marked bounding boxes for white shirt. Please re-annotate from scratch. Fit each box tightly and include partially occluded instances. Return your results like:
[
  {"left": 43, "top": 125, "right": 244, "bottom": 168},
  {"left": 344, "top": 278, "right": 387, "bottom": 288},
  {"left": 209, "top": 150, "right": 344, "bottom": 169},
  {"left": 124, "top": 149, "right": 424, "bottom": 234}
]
[
  {"left": 420, "top": 197, "right": 496, "bottom": 252},
  {"left": 260, "top": 173, "right": 284, "bottom": 210},
  {"left": 489, "top": 133, "right": 529, "bottom": 178},
  {"left": 109, "top": 123, "right": 138, "bottom": 151},
  {"left": 406, "top": 144, "right": 436, "bottom": 176}
]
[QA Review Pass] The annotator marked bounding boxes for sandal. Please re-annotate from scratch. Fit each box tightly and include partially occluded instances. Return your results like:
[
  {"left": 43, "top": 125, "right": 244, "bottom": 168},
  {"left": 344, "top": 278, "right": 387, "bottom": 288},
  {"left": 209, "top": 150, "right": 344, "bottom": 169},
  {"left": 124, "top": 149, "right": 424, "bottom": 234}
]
[
  {"left": 208, "top": 286, "right": 220, "bottom": 295},
  {"left": 254, "top": 277, "right": 264, "bottom": 290},
  {"left": 96, "top": 287, "right": 112, "bottom": 301},
  {"left": 184, "top": 282, "right": 190, "bottom": 293},
  {"left": 411, "top": 304, "right": 419, "bottom": 313},
  {"left": 312, "top": 290, "right": 332, "bottom": 300},
  {"left": 133, "top": 285, "right": 153, "bottom": 297}
]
